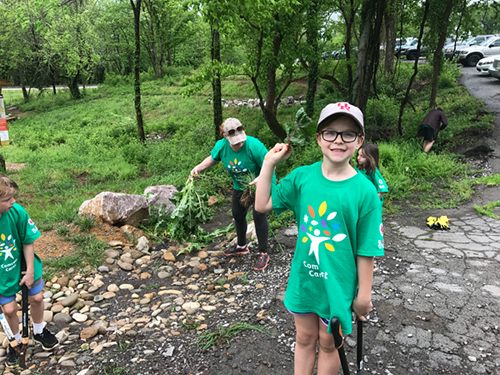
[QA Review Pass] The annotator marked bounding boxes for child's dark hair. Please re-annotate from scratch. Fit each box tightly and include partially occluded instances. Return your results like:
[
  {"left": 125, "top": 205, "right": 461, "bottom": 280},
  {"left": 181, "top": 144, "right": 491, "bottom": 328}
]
[{"left": 359, "top": 143, "right": 379, "bottom": 175}]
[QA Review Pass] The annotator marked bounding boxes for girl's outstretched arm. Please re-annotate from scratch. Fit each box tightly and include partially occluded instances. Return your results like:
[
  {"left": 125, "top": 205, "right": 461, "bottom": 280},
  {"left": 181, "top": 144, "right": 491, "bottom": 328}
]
[{"left": 255, "top": 143, "right": 291, "bottom": 213}]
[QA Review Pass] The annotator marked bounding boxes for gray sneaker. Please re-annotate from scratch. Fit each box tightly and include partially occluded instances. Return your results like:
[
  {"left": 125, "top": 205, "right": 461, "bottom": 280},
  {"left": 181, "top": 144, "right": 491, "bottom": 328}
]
[{"left": 224, "top": 244, "right": 249, "bottom": 256}]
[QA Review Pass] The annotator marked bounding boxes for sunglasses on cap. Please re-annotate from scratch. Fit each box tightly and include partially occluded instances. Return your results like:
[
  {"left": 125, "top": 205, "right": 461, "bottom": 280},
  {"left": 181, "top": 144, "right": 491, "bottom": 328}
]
[{"left": 226, "top": 126, "right": 245, "bottom": 136}]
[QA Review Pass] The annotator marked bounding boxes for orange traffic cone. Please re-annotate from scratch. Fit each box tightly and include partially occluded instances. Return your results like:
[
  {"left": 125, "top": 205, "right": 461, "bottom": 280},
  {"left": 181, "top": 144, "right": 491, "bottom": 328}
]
[{"left": 0, "top": 95, "right": 9, "bottom": 145}]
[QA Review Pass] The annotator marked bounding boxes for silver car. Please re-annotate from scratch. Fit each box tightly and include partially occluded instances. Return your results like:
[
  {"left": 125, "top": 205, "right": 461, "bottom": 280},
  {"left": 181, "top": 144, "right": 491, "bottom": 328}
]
[
  {"left": 476, "top": 54, "right": 500, "bottom": 75},
  {"left": 488, "top": 58, "right": 500, "bottom": 80}
]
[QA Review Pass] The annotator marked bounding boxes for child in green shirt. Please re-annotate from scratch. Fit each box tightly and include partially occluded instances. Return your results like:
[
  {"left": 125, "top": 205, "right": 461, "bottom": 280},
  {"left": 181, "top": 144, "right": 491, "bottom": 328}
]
[
  {"left": 256, "top": 102, "right": 384, "bottom": 374},
  {"left": 0, "top": 175, "right": 58, "bottom": 367},
  {"left": 356, "top": 143, "right": 389, "bottom": 203}
]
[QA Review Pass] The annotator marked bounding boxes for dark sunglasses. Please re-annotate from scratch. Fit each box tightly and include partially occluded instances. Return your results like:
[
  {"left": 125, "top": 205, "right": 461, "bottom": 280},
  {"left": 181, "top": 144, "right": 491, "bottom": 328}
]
[
  {"left": 320, "top": 130, "right": 359, "bottom": 143},
  {"left": 227, "top": 126, "right": 245, "bottom": 136}
]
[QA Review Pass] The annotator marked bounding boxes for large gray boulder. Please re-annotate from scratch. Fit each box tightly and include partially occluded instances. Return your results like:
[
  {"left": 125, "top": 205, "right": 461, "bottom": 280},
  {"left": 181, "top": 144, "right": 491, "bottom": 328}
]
[
  {"left": 144, "top": 185, "right": 178, "bottom": 214},
  {"left": 79, "top": 192, "right": 148, "bottom": 226}
]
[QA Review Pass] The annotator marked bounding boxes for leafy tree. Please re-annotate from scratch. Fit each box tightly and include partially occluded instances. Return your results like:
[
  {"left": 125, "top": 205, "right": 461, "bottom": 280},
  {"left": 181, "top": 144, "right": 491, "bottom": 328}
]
[
  {"left": 0, "top": 0, "right": 53, "bottom": 101},
  {"left": 428, "top": 0, "right": 454, "bottom": 108},
  {"left": 351, "top": 0, "right": 387, "bottom": 112},
  {"left": 141, "top": 0, "right": 196, "bottom": 77},
  {"left": 397, "top": 0, "right": 430, "bottom": 136},
  {"left": 233, "top": 0, "right": 306, "bottom": 140},
  {"left": 94, "top": 0, "right": 136, "bottom": 75},
  {"left": 43, "top": 0, "right": 100, "bottom": 99}
]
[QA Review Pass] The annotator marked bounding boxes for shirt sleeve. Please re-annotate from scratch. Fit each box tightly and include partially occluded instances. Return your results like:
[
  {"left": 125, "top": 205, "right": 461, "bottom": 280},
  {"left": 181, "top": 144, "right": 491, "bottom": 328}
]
[
  {"left": 271, "top": 169, "right": 299, "bottom": 215},
  {"left": 374, "top": 168, "right": 389, "bottom": 193},
  {"left": 15, "top": 205, "right": 41, "bottom": 245},
  {"left": 356, "top": 193, "right": 384, "bottom": 257},
  {"left": 210, "top": 139, "right": 224, "bottom": 162}
]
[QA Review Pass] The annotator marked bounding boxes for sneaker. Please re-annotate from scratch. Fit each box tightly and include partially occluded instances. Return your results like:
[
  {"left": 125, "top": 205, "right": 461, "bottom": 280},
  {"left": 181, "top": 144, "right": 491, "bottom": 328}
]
[
  {"left": 33, "top": 327, "right": 59, "bottom": 350},
  {"left": 254, "top": 253, "right": 270, "bottom": 271},
  {"left": 224, "top": 244, "right": 249, "bottom": 257},
  {"left": 6, "top": 345, "right": 19, "bottom": 368}
]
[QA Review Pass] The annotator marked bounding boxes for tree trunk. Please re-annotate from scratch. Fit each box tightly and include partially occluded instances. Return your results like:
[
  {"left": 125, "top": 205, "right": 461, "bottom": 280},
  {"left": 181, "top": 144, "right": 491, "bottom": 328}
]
[
  {"left": 131, "top": 0, "right": 145, "bottom": 143},
  {"left": 397, "top": 0, "right": 430, "bottom": 136},
  {"left": 211, "top": 25, "right": 223, "bottom": 141},
  {"left": 429, "top": 0, "right": 454, "bottom": 108},
  {"left": 305, "top": 0, "right": 320, "bottom": 118},
  {"left": 384, "top": 0, "right": 396, "bottom": 74},
  {"left": 451, "top": 0, "right": 467, "bottom": 55},
  {"left": 21, "top": 86, "right": 29, "bottom": 102},
  {"left": 339, "top": 0, "right": 357, "bottom": 96},
  {"left": 264, "top": 32, "right": 287, "bottom": 140},
  {"left": 68, "top": 72, "right": 81, "bottom": 99},
  {"left": 352, "top": 0, "right": 387, "bottom": 112}
]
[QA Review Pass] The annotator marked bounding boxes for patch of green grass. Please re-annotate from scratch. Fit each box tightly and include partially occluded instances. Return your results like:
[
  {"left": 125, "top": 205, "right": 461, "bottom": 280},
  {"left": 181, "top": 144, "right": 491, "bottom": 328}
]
[
  {"left": 117, "top": 339, "right": 131, "bottom": 353},
  {"left": 378, "top": 141, "right": 471, "bottom": 209},
  {"left": 472, "top": 173, "right": 500, "bottom": 186},
  {"left": 74, "top": 215, "right": 95, "bottom": 232},
  {"left": 474, "top": 201, "right": 500, "bottom": 220},
  {"left": 44, "top": 234, "right": 106, "bottom": 278},
  {"left": 196, "top": 322, "right": 267, "bottom": 350},
  {"left": 103, "top": 364, "right": 127, "bottom": 375}
]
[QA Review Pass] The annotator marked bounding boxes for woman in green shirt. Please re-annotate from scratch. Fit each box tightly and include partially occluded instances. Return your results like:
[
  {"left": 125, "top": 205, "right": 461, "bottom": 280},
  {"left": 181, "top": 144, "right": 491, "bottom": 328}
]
[{"left": 191, "top": 118, "right": 271, "bottom": 271}]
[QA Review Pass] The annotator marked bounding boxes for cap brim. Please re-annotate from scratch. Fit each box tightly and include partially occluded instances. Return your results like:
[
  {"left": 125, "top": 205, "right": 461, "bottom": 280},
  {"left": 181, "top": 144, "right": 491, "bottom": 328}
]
[{"left": 228, "top": 132, "right": 247, "bottom": 145}]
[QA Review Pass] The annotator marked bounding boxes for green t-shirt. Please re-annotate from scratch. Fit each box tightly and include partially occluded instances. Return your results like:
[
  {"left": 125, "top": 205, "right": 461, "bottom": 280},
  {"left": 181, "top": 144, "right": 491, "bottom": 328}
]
[
  {"left": 272, "top": 162, "right": 384, "bottom": 334},
  {"left": 0, "top": 203, "right": 42, "bottom": 296},
  {"left": 358, "top": 167, "right": 389, "bottom": 202},
  {"left": 211, "top": 135, "right": 269, "bottom": 191}
]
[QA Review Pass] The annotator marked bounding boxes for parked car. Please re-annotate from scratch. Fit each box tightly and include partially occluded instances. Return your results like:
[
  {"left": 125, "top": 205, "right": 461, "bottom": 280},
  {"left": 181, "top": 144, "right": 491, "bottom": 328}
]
[
  {"left": 476, "top": 54, "right": 500, "bottom": 75},
  {"left": 405, "top": 44, "right": 429, "bottom": 60},
  {"left": 444, "top": 35, "right": 496, "bottom": 59},
  {"left": 488, "top": 58, "right": 500, "bottom": 80},
  {"left": 395, "top": 38, "right": 417, "bottom": 56},
  {"left": 458, "top": 36, "right": 500, "bottom": 67}
]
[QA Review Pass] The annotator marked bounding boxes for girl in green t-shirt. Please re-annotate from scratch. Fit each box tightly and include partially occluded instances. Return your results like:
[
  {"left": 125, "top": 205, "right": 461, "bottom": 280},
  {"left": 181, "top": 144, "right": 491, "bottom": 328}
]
[
  {"left": 356, "top": 143, "right": 389, "bottom": 202},
  {"left": 256, "top": 102, "right": 384, "bottom": 374}
]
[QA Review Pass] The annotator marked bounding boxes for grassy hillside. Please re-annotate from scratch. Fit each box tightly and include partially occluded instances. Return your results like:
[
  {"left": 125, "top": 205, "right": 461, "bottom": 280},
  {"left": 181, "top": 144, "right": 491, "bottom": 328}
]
[{"left": 0, "top": 64, "right": 495, "bottom": 233}]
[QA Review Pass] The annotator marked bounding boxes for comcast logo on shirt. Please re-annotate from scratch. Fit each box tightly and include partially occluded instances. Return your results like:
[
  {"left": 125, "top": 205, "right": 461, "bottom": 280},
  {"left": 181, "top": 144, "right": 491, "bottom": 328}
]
[
  {"left": 300, "top": 201, "right": 346, "bottom": 264},
  {"left": 226, "top": 158, "right": 248, "bottom": 174},
  {"left": 0, "top": 233, "right": 18, "bottom": 261}
]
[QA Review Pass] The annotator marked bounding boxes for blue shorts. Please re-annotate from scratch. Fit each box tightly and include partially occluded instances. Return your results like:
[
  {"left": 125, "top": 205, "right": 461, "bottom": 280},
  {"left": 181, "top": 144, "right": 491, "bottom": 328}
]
[
  {"left": 0, "top": 279, "right": 45, "bottom": 305},
  {"left": 288, "top": 310, "right": 330, "bottom": 327}
]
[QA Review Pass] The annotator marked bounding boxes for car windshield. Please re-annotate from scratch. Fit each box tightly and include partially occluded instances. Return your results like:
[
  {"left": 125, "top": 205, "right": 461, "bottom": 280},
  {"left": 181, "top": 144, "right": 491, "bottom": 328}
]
[{"left": 479, "top": 37, "right": 495, "bottom": 46}]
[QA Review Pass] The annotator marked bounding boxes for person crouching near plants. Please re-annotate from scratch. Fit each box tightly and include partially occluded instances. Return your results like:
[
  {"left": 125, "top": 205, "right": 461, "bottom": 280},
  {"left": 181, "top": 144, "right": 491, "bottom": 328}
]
[
  {"left": 255, "top": 102, "right": 384, "bottom": 374},
  {"left": 191, "top": 118, "right": 272, "bottom": 271},
  {"left": 0, "top": 175, "right": 59, "bottom": 368}
]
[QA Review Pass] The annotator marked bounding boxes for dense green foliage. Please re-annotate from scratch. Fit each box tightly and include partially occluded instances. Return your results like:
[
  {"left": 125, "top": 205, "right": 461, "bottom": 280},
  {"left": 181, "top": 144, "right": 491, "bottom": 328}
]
[{"left": 1, "top": 61, "right": 495, "bottom": 228}]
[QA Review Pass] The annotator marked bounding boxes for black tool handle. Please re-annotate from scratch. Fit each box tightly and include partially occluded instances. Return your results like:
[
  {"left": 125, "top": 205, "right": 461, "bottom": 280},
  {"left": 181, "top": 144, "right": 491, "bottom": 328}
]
[
  {"left": 331, "top": 318, "right": 350, "bottom": 375},
  {"left": 19, "top": 255, "right": 29, "bottom": 368},
  {"left": 357, "top": 319, "right": 363, "bottom": 372}
]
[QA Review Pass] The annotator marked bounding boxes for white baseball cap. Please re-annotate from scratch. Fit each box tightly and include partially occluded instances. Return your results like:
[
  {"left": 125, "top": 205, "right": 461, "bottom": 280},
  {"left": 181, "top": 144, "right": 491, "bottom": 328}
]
[
  {"left": 223, "top": 118, "right": 247, "bottom": 145},
  {"left": 317, "top": 102, "right": 364, "bottom": 134}
]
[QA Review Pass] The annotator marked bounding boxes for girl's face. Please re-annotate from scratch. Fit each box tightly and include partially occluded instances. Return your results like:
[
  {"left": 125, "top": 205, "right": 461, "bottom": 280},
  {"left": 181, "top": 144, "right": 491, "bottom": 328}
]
[
  {"left": 316, "top": 117, "right": 363, "bottom": 166},
  {"left": 357, "top": 148, "right": 367, "bottom": 168},
  {"left": 0, "top": 194, "right": 15, "bottom": 214}
]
